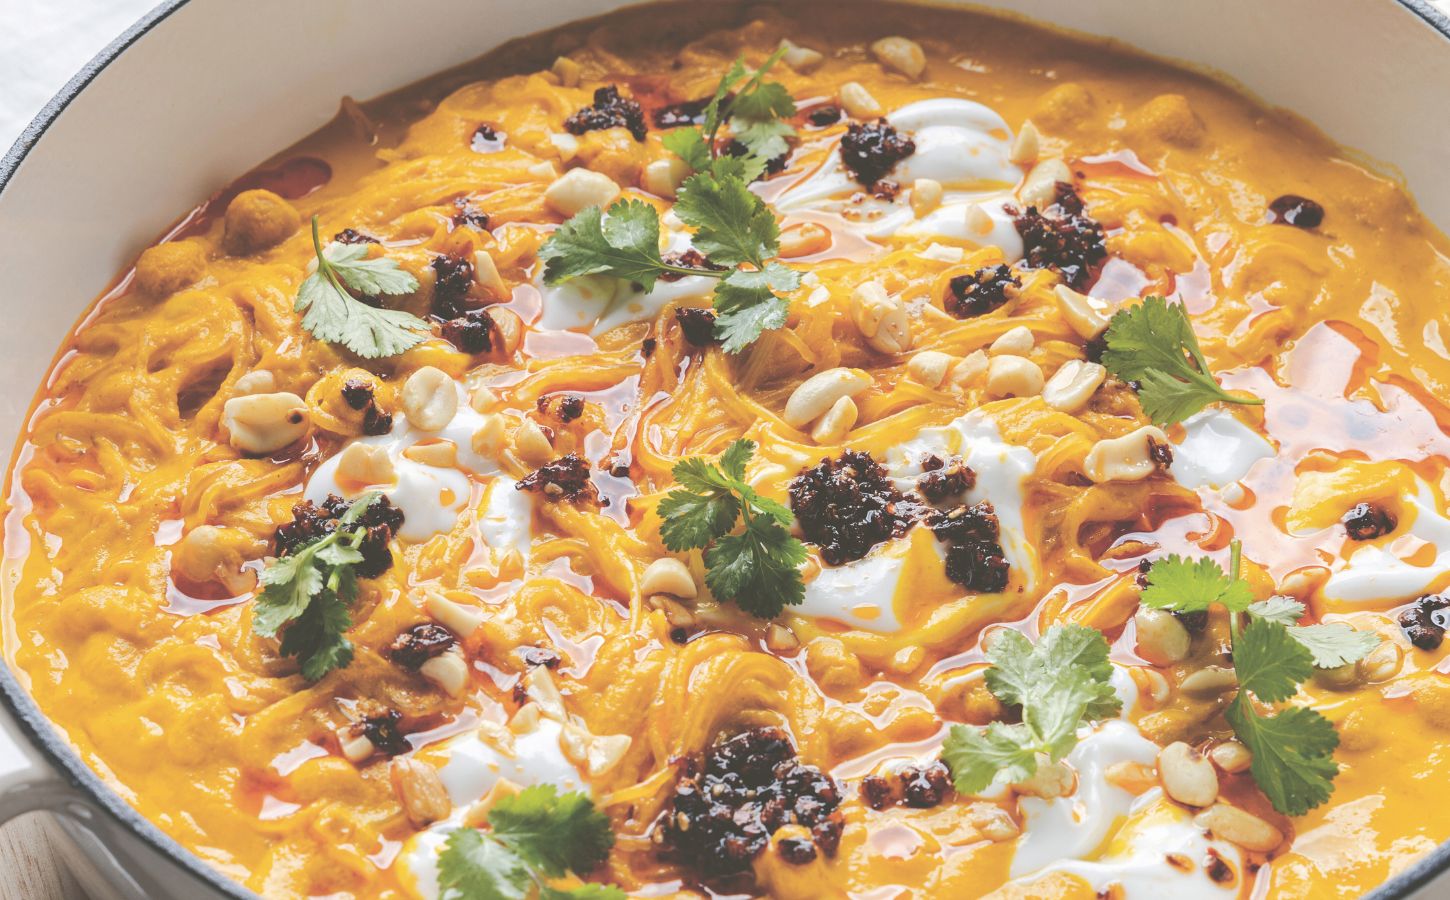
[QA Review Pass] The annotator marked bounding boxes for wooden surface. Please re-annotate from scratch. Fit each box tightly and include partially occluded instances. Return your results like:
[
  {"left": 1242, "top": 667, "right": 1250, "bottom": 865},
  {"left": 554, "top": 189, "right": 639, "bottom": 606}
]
[{"left": 0, "top": 815, "right": 91, "bottom": 900}]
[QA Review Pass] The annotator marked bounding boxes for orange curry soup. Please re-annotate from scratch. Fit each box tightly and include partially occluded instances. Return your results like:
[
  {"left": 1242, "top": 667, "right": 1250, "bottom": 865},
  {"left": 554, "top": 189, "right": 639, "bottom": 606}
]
[{"left": 6, "top": 2, "right": 1450, "bottom": 898}]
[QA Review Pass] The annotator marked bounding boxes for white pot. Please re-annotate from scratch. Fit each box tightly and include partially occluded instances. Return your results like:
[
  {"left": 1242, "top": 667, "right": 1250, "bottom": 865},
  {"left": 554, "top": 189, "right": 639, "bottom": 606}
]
[{"left": 0, "top": 1, "right": 1446, "bottom": 897}]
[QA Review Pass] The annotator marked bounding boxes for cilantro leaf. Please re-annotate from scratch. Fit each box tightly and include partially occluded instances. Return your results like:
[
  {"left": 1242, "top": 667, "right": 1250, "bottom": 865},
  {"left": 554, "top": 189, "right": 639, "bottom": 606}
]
[
  {"left": 699, "top": 58, "right": 749, "bottom": 142},
  {"left": 659, "top": 456, "right": 744, "bottom": 551},
  {"left": 251, "top": 492, "right": 385, "bottom": 680},
  {"left": 538, "top": 56, "right": 799, "bottom": 353},
  {"left": 1247, "top": 595, "right": 1306, "bottom": 626},
  {"left": 730, "top": 80, "right": 796, "bottom": 124},
  {"left": 986, "top": 625, "right": 1121, "bottom": 733},
  {"left": 437, "top": 789, "right": 621, "bottom": 900},
  {"left": 658, "top": 487, "right": 740, "bottom": 551},
  {"left": 540, "top": 886, "right": 628, "bottom": 900},
  {"left": 712, "top": 263, "right": 799, "bottom": 353},
  {"left": 661, "top": 128, "right": 712, "bottom": 173},
  {"left": 657, "top": 440, "right": 806, "bottom": 617},
  {"left": 1140, "top": 541, "right": 1345, "bottom": 815},
  {"left": 1234, "top": 616, "right": 1315, "bottom": 703},
  {"left": 489, "top": 785, "right": 614, "bottom": 877},
  {"left": 731, "top": 118, "right": 795, "bottom": 163},
  {"left": 678, "top": 48, "right": 794, "bottom": 168},
  {"left": 1101, "top": 295, "right": 1261, "bottom": 425},
  {"left": 438, "top": 827, "right": 530, "bottom": 900},
  {"left": 704, "top": 520, "right": 809, "bottom": 618},
  {"left": 282, "top": 592, "right": 355, "bottom": 682},
  {"left": 719, "top": 438, "right": 754, "bottom": 480},
  {"left": 942, "top": 624, "right": 1120, "bottom": 793},
  {"left": 1288, "top": 623, "right": 1380, "bottom": 669},
  {"left": 538, "top": 200, "right": 669, "bottom": 289},
  {"left": 294, "top": 217, "right": 429, "bottom": 359},
  {"left": 1140, "top": 553, "right": 1254, "bottom": 613},
  {"left": 252, "top": 545, "right": 326, "bottom": 636},
  {"left": 940, "top": 721, "right": 1039, "bottom": 795},
  {"left": 674, "top": 172, "right": 780, "bottom": 267},
  {"left": 325, "top": 244, "right": 419, "bottom": 296},
  {"left": 707, "top": 153, "right": 768, "bottom": 185},
  {"left": 1225, "top": 698, "right": 1339, "bottom": 816}
]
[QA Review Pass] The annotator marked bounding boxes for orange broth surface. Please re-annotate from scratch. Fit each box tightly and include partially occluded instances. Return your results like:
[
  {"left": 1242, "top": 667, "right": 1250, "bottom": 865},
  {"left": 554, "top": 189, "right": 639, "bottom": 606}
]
[{"left": 4, "top": 3, "right": 1450, "bottom": 898}]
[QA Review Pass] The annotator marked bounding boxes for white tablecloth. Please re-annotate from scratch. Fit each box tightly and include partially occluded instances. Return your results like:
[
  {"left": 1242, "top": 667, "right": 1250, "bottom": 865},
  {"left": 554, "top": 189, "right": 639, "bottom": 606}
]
[{"left": 0, "top": 0, "right": 160, "bottom": 152}]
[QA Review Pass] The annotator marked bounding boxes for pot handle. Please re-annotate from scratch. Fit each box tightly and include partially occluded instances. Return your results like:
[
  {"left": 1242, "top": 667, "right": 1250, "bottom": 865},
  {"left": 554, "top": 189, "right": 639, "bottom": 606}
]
[{"left": 0, "top": 688, "right": 76, "bottom": 821}]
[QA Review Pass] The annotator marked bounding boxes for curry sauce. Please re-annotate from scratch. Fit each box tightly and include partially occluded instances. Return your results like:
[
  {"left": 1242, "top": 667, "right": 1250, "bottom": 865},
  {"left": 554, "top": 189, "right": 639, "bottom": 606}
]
[{"left": 4, "top": 3, "right": 1450, "bottom": 898}]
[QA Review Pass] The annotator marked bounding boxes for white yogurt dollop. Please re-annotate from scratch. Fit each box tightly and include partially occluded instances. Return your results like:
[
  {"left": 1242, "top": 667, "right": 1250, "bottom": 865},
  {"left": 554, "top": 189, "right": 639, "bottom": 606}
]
[
  {"left": 304, "top": 382, "right": 530, "bottom": 546},
  {"left": 796, "top": 535, "right": 913, "bottom": 632},
  {"left": 536, "top": 224, "right": 713, "bottom": 334},
  {"left": 400, "top": 719, "right": 586, "bottom": 900},
  {"left": 1010, "top": 721, "right": 1244, "bottom": 898},
  {"left": 1012, "top": 720, "right": 1159, "bottom": 874},
  {"left": 774, "top": 98, "right": 1024, "bottom": 254},
  {"left": 793, "top": 413, "right": 1038, "bottom": 633},
  {"left": 887, "top": 411, "right": 1040, "bottom": 591},
  {"left": 1170, "top": 409, "right": 1274, "bottom": 490},
  {"left": 1324, "top": 484, "right": 1450, "bottom": 603},
  {"left": 437, "top": 719, "right": 585, "bottom": 805},
  {"left": 1036, "top": 812, "right": 1241, "bottom": 900}
]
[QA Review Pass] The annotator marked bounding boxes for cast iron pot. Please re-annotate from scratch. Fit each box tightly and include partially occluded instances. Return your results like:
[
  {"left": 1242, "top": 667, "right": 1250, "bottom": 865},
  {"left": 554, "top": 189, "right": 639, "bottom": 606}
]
[{"left": 0, "top": 1, "right": 1447, "bottom": 897}]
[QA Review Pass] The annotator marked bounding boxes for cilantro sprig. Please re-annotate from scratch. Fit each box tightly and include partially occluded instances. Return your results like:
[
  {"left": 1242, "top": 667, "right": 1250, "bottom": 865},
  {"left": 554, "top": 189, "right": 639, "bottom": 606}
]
[
  {"left": 538, "top": 55, "right": 801, "bottom": 353},
  {"left": 661, "top": 47, "right": 798, "bottom": 174},
  {"left": 940, "top": 624, "right": 1122, "bottom": 794},
  {"left": 1141, "top": 546, "right": 1380, "bottom": 670},
  {"left": 252, "top": 492, "right": 382, "bottom": 680},
  {"left": 657, "top": 439, "right": 807, "bottom": 618},
  {"left": 295, "top": 216, "right": 430, "bottom": 359},
  {"left": 1140, "top": 541, "right": 1379, "bottom": 815},
  {"left": 1100, "top": 295, "right": 1262, "bottom": 426},
  {"left": 437, "top": 785, "right": 622, "bottom": 900}
]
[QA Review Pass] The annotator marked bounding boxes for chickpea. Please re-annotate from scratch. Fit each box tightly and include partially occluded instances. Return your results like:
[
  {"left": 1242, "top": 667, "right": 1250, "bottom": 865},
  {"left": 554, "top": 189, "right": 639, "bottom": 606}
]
[
  {"left": 134, "top": 241, "right": 206, "bottom": 296},
  {"left": 223, "top": 188, "right": 301, "bottom": 255},
  {"left": 1337, "top": 709, "right": 1379, "bottom": 753},
  {"left": 1410, "top": 675, "right": 1450, "bottom": 730},
  {"left": 575, "top": 129, "right": 646, "bottom": 188},
  {"left": 1032, "top": 82, "right": 1096, "bottom": 130},
  {"left": 804, "top": 637, "right": 862, "bottom": 695},
  {"left": 1132, "top": 94, "right": 1206, "bottom": 148},
  {"left": 960, "top": 679, "right": 1006, "bottom": 725}
]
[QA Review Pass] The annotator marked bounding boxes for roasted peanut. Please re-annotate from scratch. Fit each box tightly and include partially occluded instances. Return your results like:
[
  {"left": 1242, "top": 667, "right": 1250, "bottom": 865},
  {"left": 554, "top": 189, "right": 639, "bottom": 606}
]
[
  {"left": 839, "top": 82, "right": 883, "bottom": 118},
  {"left": 401, "top": 366, "right": 459, "bottom": 431},
  {"left": 1157, "top": 742, "right": 1219, "bottom": 807},
  {"left": 641, "top": 558, "right": 697, "bottom": 599},
  {"left": 1020, "top": 158, "right": 1073, "bottom": 208},
  {"left": 1083, "top": 426, "right": 1170, "bottom": 483},
  {"left": 1009, "top": 121, "right": 1040, "bottom": 165},
  {"left": 223, "top": 391, "right": 309, "bottom": 453},
  {"left": 1134, "top": 607, "right": 1191, "bottom": 665},
  {"left": 1195, "top": 803, "right": 1283, "bottom": 852},
  {"left": 784, "top": 368, "right": 870, "bottom": 428},
  {"left": 870, "top": 36, "right": 926, "bottom": 79},
  {"left": 810, "top": 395, "right": 858, "bottom": 444},
  {"left": 390, "top": 757, "right": 452, "bottom": 826},
  {"left": 544, "top": 168, "right": 620, "bottom": 217},
  {"left": 1042, "top": 359, "right": 1107, "bottom": 413},
  {"left": 778, "top": 38, "right": 825, "bottom": 73},
  {"left": 989, "top": 325, "right": 1034, "bottom": 356},
  {"left": 986, "top": 355, "right": 1044, "bottom": 398}
]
